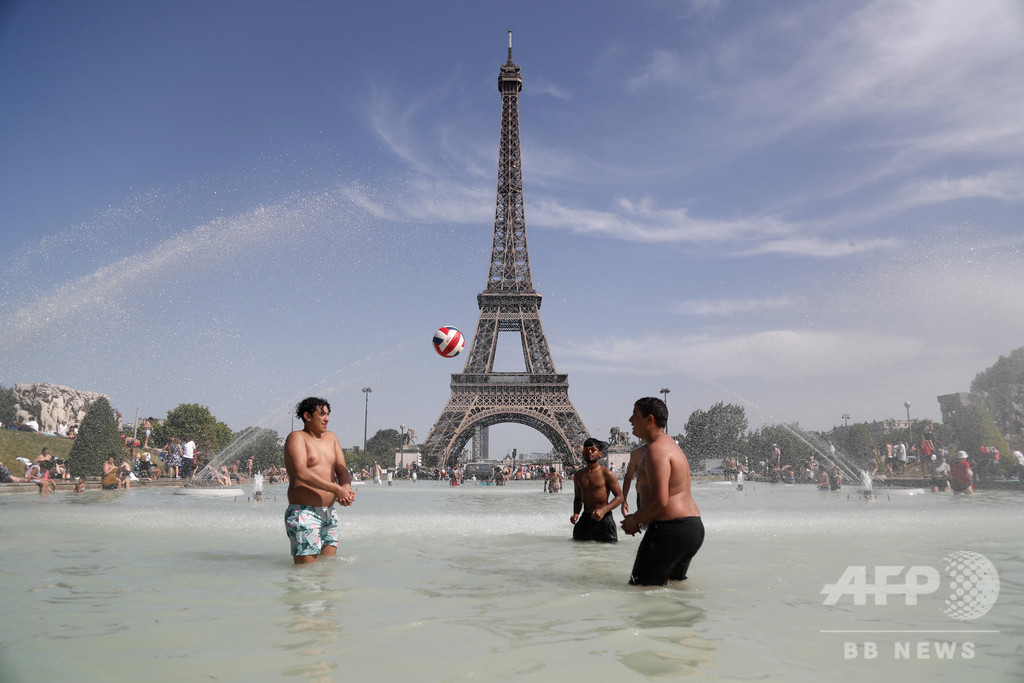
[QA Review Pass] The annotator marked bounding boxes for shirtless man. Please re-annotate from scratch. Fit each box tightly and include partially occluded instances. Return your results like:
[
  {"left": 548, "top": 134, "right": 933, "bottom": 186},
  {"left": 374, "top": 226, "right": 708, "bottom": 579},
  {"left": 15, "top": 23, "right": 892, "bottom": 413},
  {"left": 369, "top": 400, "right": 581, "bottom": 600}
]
[
  {"left": 620, "top": 397, "right": 704, "bottom": 586},
  {"left": 570, "top": 438, "right": 624, "bottom": 543},
  {"left": 283, "top": 397, "right": 356, "bottom": 565}
]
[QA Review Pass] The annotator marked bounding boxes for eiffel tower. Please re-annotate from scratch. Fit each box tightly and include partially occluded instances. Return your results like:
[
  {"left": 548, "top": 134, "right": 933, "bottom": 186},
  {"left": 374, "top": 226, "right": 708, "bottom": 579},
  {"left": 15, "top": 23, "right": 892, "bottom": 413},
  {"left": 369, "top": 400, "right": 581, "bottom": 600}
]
[{"left": 425, "top": 33, "right": 590, "bottom": 471}]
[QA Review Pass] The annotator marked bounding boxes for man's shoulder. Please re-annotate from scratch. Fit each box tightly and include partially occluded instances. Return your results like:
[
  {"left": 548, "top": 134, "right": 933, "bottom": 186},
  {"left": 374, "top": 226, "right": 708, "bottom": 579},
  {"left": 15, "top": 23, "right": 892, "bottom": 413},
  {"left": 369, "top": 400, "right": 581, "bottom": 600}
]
[{"left": 650, "top": 433, "right": 682, "bottom": 454}]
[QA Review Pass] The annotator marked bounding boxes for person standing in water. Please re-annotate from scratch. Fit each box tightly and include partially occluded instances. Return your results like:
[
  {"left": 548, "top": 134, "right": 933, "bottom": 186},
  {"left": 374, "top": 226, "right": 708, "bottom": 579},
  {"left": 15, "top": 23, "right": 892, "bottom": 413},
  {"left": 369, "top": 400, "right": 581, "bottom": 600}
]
[
  {"left": 620, "top": 397, "right": 704, "bottom": 586},
  {"left": 283, "top": 397, "right": 356, "bottom": 565},
  {"left": 570, "top": 438, "right": 624, "bottom": 542}
]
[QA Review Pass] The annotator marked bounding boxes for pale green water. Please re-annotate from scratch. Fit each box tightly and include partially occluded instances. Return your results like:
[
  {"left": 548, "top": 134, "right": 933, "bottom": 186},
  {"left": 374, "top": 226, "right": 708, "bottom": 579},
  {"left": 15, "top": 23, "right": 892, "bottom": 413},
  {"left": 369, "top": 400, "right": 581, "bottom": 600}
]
[{"left": 0, "top": 480, "right": 1020, "bottom": 681}]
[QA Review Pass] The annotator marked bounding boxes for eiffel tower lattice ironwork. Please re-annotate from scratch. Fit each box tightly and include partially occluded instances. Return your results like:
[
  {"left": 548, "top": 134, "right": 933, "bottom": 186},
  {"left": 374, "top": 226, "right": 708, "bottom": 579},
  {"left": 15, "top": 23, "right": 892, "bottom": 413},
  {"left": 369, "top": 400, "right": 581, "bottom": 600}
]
[{"left": 425, "top": 34, "right": 590, "bottom": 471}]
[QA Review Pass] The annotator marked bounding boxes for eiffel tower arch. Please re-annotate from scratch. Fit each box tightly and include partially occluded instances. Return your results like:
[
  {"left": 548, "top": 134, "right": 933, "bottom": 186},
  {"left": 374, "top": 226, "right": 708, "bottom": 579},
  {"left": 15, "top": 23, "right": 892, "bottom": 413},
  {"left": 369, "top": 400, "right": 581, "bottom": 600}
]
[{"left": 425, "top": 34, "right": 590, "bottom": 471}]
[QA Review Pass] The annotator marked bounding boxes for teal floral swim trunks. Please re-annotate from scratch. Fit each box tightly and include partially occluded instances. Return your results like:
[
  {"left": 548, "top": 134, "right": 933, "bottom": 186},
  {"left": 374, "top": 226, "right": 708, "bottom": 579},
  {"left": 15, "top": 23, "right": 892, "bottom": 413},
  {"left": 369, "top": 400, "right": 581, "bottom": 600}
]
[{"left": 284, "top": 504, "right": 339, "bottom": 556}]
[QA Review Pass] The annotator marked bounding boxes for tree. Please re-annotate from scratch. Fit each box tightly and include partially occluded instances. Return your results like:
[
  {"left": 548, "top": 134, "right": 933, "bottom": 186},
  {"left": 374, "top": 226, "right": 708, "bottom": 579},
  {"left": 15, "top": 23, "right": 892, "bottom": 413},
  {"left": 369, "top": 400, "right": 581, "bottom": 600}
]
[
  {"left": 365, "top": 428, "right": 401, "bottom": 468},
  {"left": 680, "top": 402, "right": 748, "bottom": 466},
  {"left": 154, "top": 403, "right": 233, "bottom": 457},
  {"left": 969, "top": 347, "right": 1024, "bottom": 435},
  {"left": 949, "top": 404, "right": 1011, "bottom": 476},
  {"left": 68, "top": 396, "right": 123, "bottom": 476},
  {"left": 844, "top": 423, "right": 875, "bottom": 469},
  {"left": 970, "top": 346, "right": 1024, "bottom": 393},
  {"left": 745, "top": 423, "right": 814, "bottom": 468},
  {"left": 0, "top": 384, "right": 16, "bottom": 425},
  {"left": 228, "top": 426, "right": 282, "bottom": 473}
]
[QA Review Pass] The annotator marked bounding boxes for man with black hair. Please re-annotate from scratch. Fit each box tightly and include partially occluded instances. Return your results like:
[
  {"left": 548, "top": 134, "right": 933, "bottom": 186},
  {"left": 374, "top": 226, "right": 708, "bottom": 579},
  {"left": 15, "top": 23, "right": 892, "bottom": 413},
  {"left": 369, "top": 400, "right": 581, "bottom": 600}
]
[
  {"left": 621, "top": 397, "right": 704, "bottom": 586},
  {"left": 283, "top": 397, "right": 356, "bottom": 565},
  {"left": 570, "top": 438, "right": 624, "bottom": 542}
]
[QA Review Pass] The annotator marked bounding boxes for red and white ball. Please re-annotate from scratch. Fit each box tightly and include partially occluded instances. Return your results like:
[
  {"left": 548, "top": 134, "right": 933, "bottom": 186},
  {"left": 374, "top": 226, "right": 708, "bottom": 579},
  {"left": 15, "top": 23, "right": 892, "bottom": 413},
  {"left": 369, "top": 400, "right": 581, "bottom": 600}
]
[{"left": 432, "top": 326, "right": 465, "bottom": 358}]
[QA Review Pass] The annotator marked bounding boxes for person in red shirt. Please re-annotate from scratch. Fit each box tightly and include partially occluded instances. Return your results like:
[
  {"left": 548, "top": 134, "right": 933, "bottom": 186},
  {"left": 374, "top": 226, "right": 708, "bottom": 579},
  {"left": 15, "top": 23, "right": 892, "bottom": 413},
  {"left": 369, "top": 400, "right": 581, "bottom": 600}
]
[{"left": 950, "top": 451, "right": 973, "bottom": 495}]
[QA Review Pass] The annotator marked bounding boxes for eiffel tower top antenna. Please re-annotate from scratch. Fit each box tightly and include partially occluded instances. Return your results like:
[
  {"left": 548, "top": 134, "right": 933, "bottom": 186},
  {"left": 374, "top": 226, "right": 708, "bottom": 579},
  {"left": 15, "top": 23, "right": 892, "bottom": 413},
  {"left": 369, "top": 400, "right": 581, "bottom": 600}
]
[{"left": 507, "top": 29, "right": 513, "bottom": 61}]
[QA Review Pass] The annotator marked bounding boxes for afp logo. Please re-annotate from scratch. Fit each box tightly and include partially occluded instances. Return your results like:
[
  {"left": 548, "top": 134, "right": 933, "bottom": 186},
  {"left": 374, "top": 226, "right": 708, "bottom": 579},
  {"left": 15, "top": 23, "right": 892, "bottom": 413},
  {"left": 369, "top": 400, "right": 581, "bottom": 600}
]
[{"left": 820, "top": 551, "right": 999, "bottom": 621}]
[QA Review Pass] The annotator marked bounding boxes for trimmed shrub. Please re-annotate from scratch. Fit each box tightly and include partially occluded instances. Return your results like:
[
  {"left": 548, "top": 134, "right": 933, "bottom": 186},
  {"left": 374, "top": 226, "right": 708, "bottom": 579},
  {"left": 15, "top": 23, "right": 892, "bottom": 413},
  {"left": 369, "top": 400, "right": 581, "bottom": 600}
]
[{"left": 68, "top": 396, "right": 124, "bottom": 476}]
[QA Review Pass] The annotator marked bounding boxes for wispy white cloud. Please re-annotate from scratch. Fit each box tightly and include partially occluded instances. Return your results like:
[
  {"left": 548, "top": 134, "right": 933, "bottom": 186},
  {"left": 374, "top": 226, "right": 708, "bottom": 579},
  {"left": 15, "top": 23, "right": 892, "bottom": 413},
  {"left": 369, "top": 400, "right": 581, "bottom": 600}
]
[
  {"left": 726, "top": 0, "right": 1024, "bottom": 150},
  {"left": 895, "top": 169, "right": 1024, "bottom": 206},
  {"left": 626, "top": 49, "right": 686, "bottom": 91},
  {"left": 673, "top": 297, "right": 792, "bottom": 317},
  {"left": 737, "top": 236, "right": 901, "bottom": 258},
  {"left": 562, "top": 329, "right": 924, "bottom": 379},
  {"left": 533, "top": 80, "right": 571, "bottom": 100},
  {"left": 532, "top": 195, "right": 790, "bottom": 244}
]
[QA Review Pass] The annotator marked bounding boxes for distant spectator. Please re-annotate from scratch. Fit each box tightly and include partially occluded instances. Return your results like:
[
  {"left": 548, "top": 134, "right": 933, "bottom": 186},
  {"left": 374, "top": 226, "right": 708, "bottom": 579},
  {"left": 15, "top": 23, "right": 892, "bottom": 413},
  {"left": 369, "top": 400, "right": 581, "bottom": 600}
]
[
  {"left": 166, "top": 437, "right": 183, "bottom": 478},
  {"left": 931, "top": 455, "right": 950, "bottom": 492},
  {"left": 0, "top": 462, "right": 27, "bottom": 483},
  {"left": 118, "top": 459, "right": 134, "bottom": 489},
  {"left": 950, "top": 451, "right": 973, "bottom": 495},
  {"left": 182, "top": 439, "right": 199, "bottom": 478},
  {"left": 22, "top": 418, "right": 40, "bottom": 432},
  {"left": 101, "top": 456, "right": 119, "bottom": 490},
  {"left": 143, "top": 419, "right": 153, "bottom": 449},
  {"left": 896, "top": 441, "right": 908, "bottom": 474},
  {"left": 24, "top": 460, "right": 56, "bottom": 494}
]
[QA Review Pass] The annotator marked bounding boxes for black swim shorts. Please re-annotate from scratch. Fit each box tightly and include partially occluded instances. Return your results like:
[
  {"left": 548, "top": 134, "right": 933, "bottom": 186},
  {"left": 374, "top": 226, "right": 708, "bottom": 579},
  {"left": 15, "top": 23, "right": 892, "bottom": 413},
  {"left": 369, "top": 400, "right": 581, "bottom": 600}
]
[
  {"left": 629, "top": 516, "right": 705, "bottom": 586},
  {"left": 572, "top": 512, "right": 618, "bottom": 543}
]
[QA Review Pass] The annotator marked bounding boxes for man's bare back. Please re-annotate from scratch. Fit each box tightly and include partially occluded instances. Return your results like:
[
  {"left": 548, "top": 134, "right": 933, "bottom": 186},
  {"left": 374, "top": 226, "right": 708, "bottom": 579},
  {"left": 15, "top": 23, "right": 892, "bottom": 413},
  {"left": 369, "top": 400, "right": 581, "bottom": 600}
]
[{"left": 632, "top": 432, "right": 700, "bottom": 523}]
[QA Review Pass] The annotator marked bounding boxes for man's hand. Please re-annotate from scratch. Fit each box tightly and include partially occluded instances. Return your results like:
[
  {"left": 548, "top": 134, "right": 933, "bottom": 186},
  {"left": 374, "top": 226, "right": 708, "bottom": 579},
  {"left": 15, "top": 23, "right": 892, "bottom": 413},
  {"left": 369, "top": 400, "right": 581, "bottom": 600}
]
[
  {"left": 620, "top": 514, "right": 642, "bottom": 536},
  {"left": 336, "top": 484, "right": 356, "bottom": 506}
]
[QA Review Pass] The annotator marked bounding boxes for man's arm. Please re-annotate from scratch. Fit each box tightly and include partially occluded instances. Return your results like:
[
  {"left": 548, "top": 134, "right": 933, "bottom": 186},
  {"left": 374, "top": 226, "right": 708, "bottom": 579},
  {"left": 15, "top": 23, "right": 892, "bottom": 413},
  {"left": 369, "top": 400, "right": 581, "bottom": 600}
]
[
  {"left": 592, "top": 468, "right": 624, "bottom": 520},
  {"left": 332, "top": 438, "right": 355, "bottom": 506},
  {"left": 620, "top": 447, "right": 642, "bottom": 514},
  {"left": 570, "top": 473, "right": 583, "bottom": 524}
]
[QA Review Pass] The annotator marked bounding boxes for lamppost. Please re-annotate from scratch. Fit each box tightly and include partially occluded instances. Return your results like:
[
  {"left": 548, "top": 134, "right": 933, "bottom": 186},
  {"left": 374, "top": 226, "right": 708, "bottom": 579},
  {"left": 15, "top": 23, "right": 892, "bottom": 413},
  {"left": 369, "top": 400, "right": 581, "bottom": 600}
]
[
  {"left": 904, "top": 401, "right": 912, "bottom": 446},
  {"left": 362, "top": 387, "right": 373, "bottom": 453},
  {"left": 842, "top": 413, "right": 850, "bottom": 428},
  {"left": 660, "top": 388, "right": 670, "bottom": 429},
  {"left": 399, "top": 423, "right": 406, "bottom": 467}
]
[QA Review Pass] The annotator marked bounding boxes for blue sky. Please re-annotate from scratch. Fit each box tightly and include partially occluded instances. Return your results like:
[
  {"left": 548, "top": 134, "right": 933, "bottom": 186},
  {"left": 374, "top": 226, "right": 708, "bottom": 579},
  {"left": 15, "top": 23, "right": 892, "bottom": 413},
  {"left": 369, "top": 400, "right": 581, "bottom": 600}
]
[{"left": 2, "top": 0, "right": 1023, "bottom": 458}]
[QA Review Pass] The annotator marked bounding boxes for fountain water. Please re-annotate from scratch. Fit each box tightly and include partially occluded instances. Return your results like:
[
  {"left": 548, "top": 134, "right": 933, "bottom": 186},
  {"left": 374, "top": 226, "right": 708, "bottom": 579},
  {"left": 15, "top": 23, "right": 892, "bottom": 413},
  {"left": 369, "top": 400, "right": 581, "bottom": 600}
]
[
  {"left": 859, "top": 469, "right": 875, "bottom": 500},
  {"left": 0, "top": 480, "right": 1019, "bottom": 681}
]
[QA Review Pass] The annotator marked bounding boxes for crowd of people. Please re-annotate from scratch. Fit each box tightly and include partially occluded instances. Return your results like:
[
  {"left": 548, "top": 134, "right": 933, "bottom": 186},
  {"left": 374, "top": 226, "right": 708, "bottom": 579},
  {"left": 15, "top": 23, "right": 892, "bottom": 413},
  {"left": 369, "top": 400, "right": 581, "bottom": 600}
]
[
  {"left": 713, "top": 430, "right": 1024, "bottom": 496},
  {"left": 2, "top": 417, "right": 78, "bottom": 439}
]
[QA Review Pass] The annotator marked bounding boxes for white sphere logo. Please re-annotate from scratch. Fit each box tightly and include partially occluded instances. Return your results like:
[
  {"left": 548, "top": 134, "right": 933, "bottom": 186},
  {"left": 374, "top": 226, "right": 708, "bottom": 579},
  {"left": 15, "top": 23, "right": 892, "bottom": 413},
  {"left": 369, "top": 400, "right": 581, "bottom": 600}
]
[{"left": 941, "top": 551, "right": 999, "bottom": 621}]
